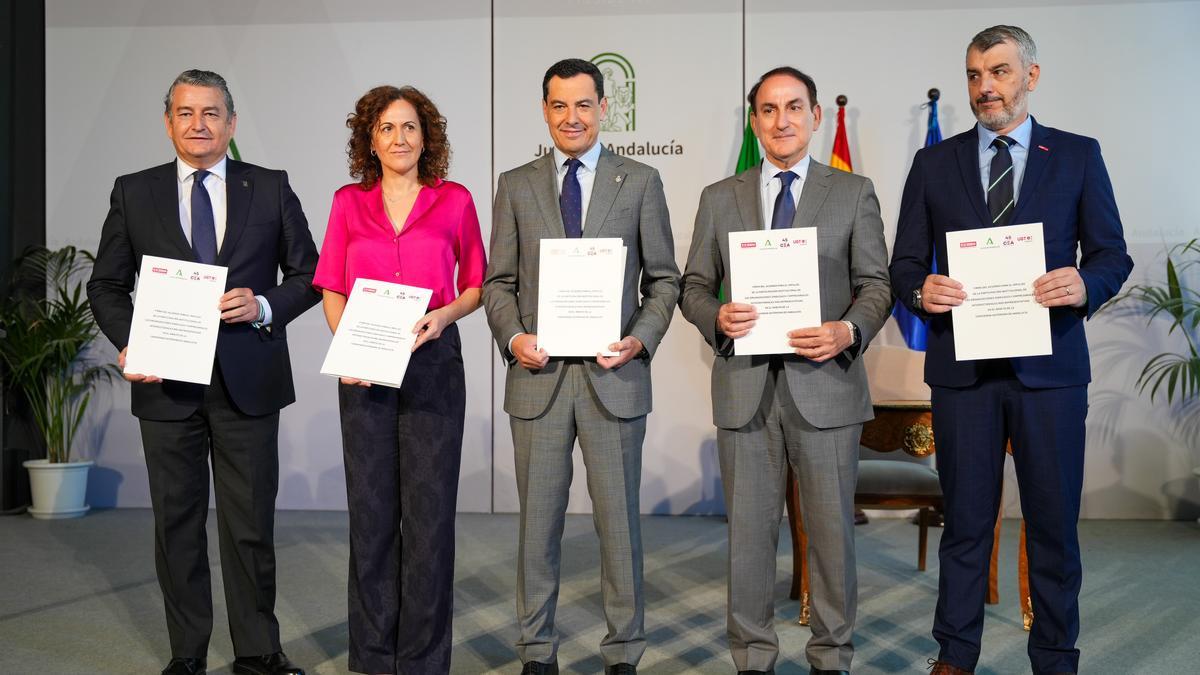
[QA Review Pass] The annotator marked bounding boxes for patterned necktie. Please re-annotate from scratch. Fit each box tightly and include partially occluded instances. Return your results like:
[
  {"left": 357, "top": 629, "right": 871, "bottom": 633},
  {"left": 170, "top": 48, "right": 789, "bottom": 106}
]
[
  {"left": 770, "top": 170, "right": 799, "bottom": 230},
  {"left": 560, "top": 158, "right": 583, "bottom": 238},
  {"left": 191, "top": 169, "right": 218, "bottom": 264},
  {"left": 988, "top": 136, "right": 1015, "bottom": 226}
]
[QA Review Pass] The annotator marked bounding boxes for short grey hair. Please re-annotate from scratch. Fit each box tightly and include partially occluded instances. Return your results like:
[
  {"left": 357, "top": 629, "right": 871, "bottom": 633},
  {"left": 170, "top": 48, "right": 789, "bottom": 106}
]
[
  {"left": 968, "top": 25, "right": 1038, "bottom": 69},
  {"left": 163, "top": 69, "right": 236, "bottom": 117}
]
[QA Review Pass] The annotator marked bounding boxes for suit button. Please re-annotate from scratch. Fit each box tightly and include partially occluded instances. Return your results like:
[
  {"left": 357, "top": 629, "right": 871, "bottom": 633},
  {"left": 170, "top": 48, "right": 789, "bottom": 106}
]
[{"left": 394, "top": 272, "right": 400, "bottom": 277}]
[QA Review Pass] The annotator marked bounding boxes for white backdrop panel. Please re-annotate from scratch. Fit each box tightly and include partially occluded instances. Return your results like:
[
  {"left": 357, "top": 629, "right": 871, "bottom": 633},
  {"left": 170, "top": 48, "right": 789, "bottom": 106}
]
[
  {"left": 42, "top": 0, "right": 1200, "bottom": 518},
  {"left": 46, "top": 1, "right": 495, "bottom": 511},
  {"left": 747, "top": 0, "right": 1200, "bottom": 519},
  {"left": 491, "top": 0, "right": 742, "bottom": 515}
]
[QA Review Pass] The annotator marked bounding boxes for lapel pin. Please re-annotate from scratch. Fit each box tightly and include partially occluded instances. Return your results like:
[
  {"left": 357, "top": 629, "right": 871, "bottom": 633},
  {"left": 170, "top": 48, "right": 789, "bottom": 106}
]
[
  {"left": 1037, "top": 145, "right": 1050, "bottom": 152},
  {"left": 242, "top": 180, "right": 249, "bottom": 187},
  {"left": 615, "top": 175, "right": 623, "bottom": 183}
]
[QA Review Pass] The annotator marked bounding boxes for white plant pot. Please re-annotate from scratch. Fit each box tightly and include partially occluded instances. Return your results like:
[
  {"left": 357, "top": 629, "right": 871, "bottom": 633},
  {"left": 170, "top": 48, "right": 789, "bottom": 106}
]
[{"left": 22, "top": 459, "right": 93, "bottom": 519}]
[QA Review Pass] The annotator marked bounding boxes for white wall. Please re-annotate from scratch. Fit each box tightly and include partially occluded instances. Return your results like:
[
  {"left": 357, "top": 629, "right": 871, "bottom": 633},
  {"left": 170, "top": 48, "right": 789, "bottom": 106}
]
[
  {"left": 46, "top": 1, "right": 494, "bottom": 511},
  {"left": 45, "top": 0, "right": 1200, "bottom": 518}
]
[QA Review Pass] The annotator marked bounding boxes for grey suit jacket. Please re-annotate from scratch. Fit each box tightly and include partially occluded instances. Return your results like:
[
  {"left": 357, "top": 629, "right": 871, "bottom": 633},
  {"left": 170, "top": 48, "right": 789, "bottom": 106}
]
[
  {"left": 483, "top": 146, "right": 680, "bottom": 420},
  {"left": 680, "top": 160, "right": 893, "bottom": 430}
]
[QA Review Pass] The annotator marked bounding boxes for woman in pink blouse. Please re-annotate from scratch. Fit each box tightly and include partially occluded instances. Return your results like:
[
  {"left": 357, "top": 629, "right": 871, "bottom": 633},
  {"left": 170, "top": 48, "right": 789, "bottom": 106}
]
[{"left": 313, "top": 85, "right": 485, "bottom": 675}]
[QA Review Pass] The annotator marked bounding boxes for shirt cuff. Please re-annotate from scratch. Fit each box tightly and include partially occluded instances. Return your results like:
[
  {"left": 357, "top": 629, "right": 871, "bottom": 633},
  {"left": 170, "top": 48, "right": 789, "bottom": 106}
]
[
  {"left": 255, "top": 295, "right": 273, "bottom": 326},
  {"left": 507, "top": 332, "right": 523, "bottom": 355}
]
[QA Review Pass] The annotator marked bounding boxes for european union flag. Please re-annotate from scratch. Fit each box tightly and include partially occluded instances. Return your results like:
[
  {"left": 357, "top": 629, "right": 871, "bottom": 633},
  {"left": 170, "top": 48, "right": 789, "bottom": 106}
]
[{"left": 892, "top": 96, "right": 943, "bottom": 351}]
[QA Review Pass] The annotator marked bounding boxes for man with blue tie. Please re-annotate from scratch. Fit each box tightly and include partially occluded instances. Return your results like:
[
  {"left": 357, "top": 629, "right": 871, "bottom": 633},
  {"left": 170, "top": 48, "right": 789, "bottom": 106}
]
[
  {"left": 482, "top": 58, "right": 680, "bottom": 675},
  {"left": 889, "top": 26, "right": 1134, "bottom": 674},
  {"left": 88, "top": 70, "right": 319, "bottom": 675},
  {"left": 680, "top": 67, "right": 893, "bottom": 675}
]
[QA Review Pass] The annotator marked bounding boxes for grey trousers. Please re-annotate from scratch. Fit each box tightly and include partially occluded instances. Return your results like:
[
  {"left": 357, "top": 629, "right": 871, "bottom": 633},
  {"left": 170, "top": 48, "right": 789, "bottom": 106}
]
[
  {"left": 510, "top": 363, "right": 646, "bottom": 667},
  {"left": 717, "top": 365, "right": 860, "bottom": 672}
]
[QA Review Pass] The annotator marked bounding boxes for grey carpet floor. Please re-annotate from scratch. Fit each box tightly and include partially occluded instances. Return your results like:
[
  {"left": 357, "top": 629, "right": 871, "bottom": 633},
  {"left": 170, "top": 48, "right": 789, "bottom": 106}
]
[{"left": 1, "top": 511, "right": 1197, "bottom": 674}]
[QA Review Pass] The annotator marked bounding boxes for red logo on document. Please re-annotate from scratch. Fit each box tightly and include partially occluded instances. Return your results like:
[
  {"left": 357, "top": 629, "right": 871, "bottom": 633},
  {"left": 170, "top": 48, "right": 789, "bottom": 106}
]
[
  {"left": 740, "top": 242, "right": 757, "bottom": 249},
  {"left": 363, "top": 287, "right": 377, "bottom": 294},
  {"left": 959, "top": 241, "right": 977, "bottom": 248},
  {"left": 152, "top": 267, "right": 167, "bottom": 274}
]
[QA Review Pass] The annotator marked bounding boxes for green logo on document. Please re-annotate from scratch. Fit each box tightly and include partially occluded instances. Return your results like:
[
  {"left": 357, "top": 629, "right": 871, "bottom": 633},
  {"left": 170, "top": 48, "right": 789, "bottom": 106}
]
[{"left": 591, "top": 52, "right": 635, "bottom": 132}]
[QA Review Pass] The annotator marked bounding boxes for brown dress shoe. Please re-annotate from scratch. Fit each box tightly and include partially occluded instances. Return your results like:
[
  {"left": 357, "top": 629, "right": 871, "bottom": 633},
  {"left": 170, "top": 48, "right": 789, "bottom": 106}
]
[{"left": 927, "top": 659, "right": 974, "bottom": 674}]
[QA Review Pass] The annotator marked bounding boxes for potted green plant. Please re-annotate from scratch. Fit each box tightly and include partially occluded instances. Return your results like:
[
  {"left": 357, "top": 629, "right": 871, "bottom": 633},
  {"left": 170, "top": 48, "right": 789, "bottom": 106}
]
[
  {"left": 1104, "top": 239, "right": 1200, "bottom": 519},
  {"left": 0, "top": 246, "right": 118, "bottom": 519}
]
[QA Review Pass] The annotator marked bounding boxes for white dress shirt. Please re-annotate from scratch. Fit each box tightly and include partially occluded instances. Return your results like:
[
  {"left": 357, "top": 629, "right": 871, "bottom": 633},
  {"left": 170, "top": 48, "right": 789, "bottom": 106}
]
[
  {"left": 552, "top": 139, "right": 603, "bottom": 225},
  {"left": 758, "top": 154, "right": 810, "bottom": 230},
  {"left": 176, "top": 156, "right": 228, "bottom": 250},
  {"left": 175, "top": 156, "right": 272, "bottom": 324}
]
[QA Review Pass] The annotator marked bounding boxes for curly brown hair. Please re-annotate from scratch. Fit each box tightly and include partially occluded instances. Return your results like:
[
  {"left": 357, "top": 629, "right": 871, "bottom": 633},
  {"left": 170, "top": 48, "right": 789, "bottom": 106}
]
[{"left": 346, "top": 85, "right": 450, "bottom": 188}]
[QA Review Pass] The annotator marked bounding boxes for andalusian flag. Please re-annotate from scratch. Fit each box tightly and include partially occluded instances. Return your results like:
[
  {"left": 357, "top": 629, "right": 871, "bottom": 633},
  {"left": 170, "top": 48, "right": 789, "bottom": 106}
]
[
  {"left": 891, "top": 94, "right": 944, "bottom": 351},
  {"left": 830, "top": 102, "right": 852, "bottom": 172},
  {"left": 736, "top": 108, "right": 760, "bottom": 173}
]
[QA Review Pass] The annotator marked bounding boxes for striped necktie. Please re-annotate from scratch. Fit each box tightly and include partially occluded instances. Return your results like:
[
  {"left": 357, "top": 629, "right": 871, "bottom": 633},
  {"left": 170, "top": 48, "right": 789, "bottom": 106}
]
[{"left": 988, "top": 136, "right": 1015, "bottom": 226}]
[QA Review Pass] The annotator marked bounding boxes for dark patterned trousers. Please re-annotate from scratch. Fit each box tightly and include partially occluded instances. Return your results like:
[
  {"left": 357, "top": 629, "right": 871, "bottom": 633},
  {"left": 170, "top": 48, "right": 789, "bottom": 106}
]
[{"left": 338, "top": 323, "right": 465, "bottom": 675}]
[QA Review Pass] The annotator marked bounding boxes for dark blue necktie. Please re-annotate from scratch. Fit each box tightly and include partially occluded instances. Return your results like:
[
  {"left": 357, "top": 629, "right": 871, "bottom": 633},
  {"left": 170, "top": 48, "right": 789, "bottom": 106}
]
[
  {"left": 988, "top": 136, "right": 1016, "bottom": 226},
  {"left": 770, "top": 170, "right": 798, "bottom": 230},
  {"left": 560, "top": 158, "right": 583, "bottom": 238},
  {"left": 191, "top": 169, "right": 218, "bottom": 264}
]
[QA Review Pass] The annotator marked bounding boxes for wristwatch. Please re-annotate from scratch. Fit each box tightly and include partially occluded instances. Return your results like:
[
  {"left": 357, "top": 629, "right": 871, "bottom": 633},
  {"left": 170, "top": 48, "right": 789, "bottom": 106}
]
[{"left": 911, "top": 288, "right": 924, "bottom": 312}]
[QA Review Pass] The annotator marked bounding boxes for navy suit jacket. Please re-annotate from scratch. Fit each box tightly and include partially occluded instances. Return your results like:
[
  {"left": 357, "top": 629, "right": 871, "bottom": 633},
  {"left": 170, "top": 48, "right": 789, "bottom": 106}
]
[
  {"left": 889, "top": 118, "right": 1133, "bottom": 389},
  {"left": 87, "top": 159, "right": 321, "bottom": 420}
]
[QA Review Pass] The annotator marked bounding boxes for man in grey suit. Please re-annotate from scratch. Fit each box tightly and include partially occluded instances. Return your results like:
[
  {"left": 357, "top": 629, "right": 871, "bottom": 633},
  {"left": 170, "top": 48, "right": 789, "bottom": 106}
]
[
  {"left": 680, "top": 67, "right": 892, "bottom": 675},
  {"left": 482, "top": 58, "right": 680, "bottom": 675}
]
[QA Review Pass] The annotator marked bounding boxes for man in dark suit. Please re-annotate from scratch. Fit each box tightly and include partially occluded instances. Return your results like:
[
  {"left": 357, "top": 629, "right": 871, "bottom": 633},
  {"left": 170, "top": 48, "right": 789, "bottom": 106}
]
[
  {"left": 889, "top": 26, "right": 1133, "bottom": 675},
  {"left": 87, "top": 69, "right": 319, "bottom": 675},
  {"left": 482, "top": 58, "right": 679, "bottom": 675}
]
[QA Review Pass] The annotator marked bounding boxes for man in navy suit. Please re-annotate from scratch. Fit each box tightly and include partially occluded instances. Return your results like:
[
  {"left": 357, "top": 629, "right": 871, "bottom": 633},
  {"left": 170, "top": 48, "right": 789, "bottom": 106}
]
[
  {"left": 889, "top": 26, "right": 1133, "bottom": 675},
  {"left": 88, "top": 70, "right": 319, "bottom": 675}
]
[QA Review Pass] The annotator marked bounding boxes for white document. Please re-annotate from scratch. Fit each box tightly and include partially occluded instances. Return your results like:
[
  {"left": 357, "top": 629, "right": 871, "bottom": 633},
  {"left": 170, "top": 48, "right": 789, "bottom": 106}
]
[
  {"left": 320, "top": 278, "right": 433, "bottom": 388},
  {"left": 124, "top": 255, "right": 227, "bottom": 385},
  {"left": 729, "top": 227, "right": 822, "bottom": 355},
  {"left": 946, "top": 222, "right": 1052, "bottom": 361},
  {"left": 537, "top": 238, "right": 625, "bottom": 357}
]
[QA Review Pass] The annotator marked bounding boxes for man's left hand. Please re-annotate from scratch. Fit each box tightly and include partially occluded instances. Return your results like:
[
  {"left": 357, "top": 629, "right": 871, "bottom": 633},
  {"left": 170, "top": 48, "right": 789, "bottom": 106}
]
[
  {"left": 788, "top": 321, "right": 852, "bottom": 362},
  {"left": 1034, "top": 267, "right": 1087, "bottom": 308},
  {"left": 597, "top": 336, "right": 644, "bottom": 370},
  {"left": 219, "top": 287, "right": 260, "bottom": 323}
]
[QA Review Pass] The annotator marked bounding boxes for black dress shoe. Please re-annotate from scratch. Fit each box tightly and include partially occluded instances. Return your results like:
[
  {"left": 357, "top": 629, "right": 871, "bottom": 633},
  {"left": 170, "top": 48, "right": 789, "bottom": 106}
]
[
  {"left": 810, "top": 668, "right": 849, "bottom": 675},
  {"left": 607, "top": 664, "right": 637, "bottom": 675},
  {"left": 162, "top": 657, "right": 206, "bottom": 675},
  {"left": 231, "top": 651, "right": 304, "bottom": 675},
  {"left": 520, "top": 661, "right": 559, "bottom": 675}
]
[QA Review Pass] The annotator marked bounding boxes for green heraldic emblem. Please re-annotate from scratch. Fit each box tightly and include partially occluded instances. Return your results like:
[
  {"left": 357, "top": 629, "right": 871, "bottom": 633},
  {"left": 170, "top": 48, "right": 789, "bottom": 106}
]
[{"left": 591, "top": 52, "right": 635, "bottom": 133}]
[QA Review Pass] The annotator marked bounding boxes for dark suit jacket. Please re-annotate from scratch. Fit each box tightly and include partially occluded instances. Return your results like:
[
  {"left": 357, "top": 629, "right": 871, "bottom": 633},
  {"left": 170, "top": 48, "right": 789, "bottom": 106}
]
[
  {"left": 889, "top": 118, "right": 1133, "bottom": 389},
  {"left": 87, "top": 159, "right": 320, "bottom": 420}
]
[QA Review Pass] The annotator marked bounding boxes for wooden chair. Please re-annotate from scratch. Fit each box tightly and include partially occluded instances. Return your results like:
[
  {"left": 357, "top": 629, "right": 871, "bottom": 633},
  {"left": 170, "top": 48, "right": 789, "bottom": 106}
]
[{"left": 786, "top": 400, "right": 1032, "bottom": 630}]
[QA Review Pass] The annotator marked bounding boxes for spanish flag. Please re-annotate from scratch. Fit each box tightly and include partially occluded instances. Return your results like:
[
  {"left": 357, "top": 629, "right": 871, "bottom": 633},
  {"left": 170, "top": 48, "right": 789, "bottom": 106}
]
[{"left": 830, "top": 101, "right": 852, "bottom": 172}]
